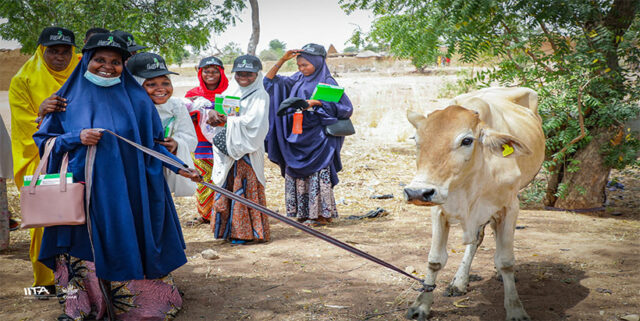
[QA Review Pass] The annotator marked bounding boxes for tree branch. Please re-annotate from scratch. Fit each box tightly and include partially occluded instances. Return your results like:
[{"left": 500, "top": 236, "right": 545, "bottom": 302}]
[
  {"left": 500, "top": 20, "right": 555, "bottom": 73},
  {"left": 553, "top": 80, "right": 591, "bottom": 163}
]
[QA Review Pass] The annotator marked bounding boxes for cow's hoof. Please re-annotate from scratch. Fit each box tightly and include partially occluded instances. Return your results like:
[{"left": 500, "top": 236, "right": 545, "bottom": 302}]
[
  {"left": 405, "top": 306, "right": 429, "bottom": 321},
  {"left": 406, "top": 291, "right": 433, "bottom": 320},
  {"left": 443, "top": 284, "right": 466, "bottom": 297}
]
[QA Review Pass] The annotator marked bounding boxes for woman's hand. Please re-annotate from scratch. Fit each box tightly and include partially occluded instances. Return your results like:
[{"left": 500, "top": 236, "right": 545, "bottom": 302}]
[
  {"left": 307, "top": 100, "right": 322, "bottom": 108},
  {"left": 80, "top": 129, "right": 103, "bottom": 146},
  {"left": 39, "top": 94, "right": 67, "bottom": 116},
  {"left": 158, "top": 137, "right": 178, "bottom": 154},
  {"left": 179, "top": 168, "right": 203, "bottom": 182},
  {"left": 206, "top": 110, "right": 227, "bottom": 127},
  {"left": 280, "top": 49, "right": 300, "bottom": 62}
]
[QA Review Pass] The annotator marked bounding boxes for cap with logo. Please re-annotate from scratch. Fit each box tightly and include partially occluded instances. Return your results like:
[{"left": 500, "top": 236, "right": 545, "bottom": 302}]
[
  {"left": 82, "top": 33, "right": 131, "bottom": 60},
  {"left": 197, "top": 56, "right": 224, "bottom": 70},
  {"left": 300, "top": 43, "right": 326, "bottom": 58},
  {"left": 231, "top": 55, "right": 262, "bottom": 73},
  {"left": 126, "top": 52, "right": 178, "bottom": 79},
  {"left": 38, "top": 27, "right": 76, "bottom": 47},
  {"left": 112, "top": 30, "right": 147, "bottom": 53}
]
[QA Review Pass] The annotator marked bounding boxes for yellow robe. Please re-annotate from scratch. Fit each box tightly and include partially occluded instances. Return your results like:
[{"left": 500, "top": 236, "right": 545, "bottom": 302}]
[{"left": 8, "top": 45, "right": 78, "bottom": 286}]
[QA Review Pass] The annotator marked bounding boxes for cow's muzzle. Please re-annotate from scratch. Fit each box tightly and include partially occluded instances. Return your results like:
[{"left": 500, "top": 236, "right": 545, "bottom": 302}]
[{"left": 404, "top": 187, "right": 437, "bottom": 206}]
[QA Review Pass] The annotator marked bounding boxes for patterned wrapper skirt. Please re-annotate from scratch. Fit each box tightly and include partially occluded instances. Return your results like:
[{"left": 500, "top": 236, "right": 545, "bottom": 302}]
[
  {"left": 193, "top": 157, "right": 214, "bottom": 221},
  {"left": 285, "top": 167, "right": 338, "bottom": 220},
  {"left": 0, "top": 178, "right": 9, "bottom": 251},
  {"left": 54, "top": 254, "right": 182, "bottom": 320},
  {"left": 212, "top": 156, "right": 270, "bottom": 242}
]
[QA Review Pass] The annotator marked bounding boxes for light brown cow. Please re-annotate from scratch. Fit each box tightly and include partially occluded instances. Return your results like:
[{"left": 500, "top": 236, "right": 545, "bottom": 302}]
[{"left": 404, "top": 87, "right": 545, "bottom": 321}]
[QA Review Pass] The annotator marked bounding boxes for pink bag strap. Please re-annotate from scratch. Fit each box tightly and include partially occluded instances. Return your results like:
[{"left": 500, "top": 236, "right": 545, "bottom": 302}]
[{"left": 27, "top": 137, "right": 57, "bottom": 194}]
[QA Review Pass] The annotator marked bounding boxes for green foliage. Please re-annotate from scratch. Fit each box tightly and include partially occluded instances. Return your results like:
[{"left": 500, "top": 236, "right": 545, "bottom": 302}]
[
  {"left": 343, "top": 45, "right": 358, "bottom": 53},
  {"left": 341, "top": 0, "right": 640, "bottom": 199},
  {"left": 0, "top": 0, "right": 245, "bottom": 63},
  {"left": 259, "top": 38, "right": 286, "bottom": 62},
  {"left": 268, "top": 39, "right": 286, "bottom": 51}
]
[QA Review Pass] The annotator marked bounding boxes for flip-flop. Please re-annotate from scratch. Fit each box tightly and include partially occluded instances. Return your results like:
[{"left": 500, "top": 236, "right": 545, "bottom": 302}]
[
  {"left": 302, "top": 219, "right": 327, "bottom": 227},
  {"left": 184, "top": 217, "right": 209, "bottom": 227}
]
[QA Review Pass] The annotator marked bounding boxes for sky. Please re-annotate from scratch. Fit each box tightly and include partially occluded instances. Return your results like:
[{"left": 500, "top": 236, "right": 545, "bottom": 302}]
[
  {"left": 210, "top": 0, "right": 375, "bottom": 54},
  {"left": 0, "top": 1, "right": 375, "bottom": 53}
]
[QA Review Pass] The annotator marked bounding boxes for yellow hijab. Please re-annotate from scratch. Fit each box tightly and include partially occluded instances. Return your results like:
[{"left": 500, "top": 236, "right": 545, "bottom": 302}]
[{"left": 8, "top": 44, "right": 79, "bottom": 188}]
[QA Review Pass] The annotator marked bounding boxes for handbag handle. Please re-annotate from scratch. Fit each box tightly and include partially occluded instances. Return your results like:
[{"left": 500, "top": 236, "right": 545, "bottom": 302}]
[{"left": 27, "top": 137, "right": 56, "bottom": 194}]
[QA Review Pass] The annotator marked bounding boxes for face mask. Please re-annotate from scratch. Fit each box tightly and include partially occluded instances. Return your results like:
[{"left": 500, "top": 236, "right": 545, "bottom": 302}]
[{"left": 84, "top": 70, "right": 121, "bottom": 87}]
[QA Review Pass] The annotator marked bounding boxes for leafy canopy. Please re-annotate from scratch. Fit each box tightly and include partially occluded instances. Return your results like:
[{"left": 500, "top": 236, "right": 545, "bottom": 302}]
[
  {"left": 341, "top": 0, "right": 640, "bottom": 175},
  {"left": 0, "top": 0, "right": 245, "bottom": 63}
]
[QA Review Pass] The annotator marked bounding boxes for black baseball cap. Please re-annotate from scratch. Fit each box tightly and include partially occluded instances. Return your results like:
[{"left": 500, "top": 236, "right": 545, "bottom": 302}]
[
  {"left": 126, "top": 52, "right": 178, "bottom": 79},
  {"left": 82, "top": 33, "right": 131, "bottom": 60},
  {"left": 197, "top": 56, "right": 224, "bottom": 69},
  {"left": 278, "top": 97, "right": 309, "bottom": 116},
  {"left": 112, "top": 30, "right": 147, "bottom": 53},
  {"left": 300, "top": 43, "right": 326, "bottom": 58},
  {"left": 38, "top": 27, "right": 76, "bottom": 47},
  {"left": 231, "top": 54, "right": 262, "bottom": 73}
]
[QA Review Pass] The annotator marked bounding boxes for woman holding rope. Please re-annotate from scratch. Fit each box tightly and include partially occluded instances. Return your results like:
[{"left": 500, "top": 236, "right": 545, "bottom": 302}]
[{"left": 33, "top": 33, "right": 200, "bottom": 321}]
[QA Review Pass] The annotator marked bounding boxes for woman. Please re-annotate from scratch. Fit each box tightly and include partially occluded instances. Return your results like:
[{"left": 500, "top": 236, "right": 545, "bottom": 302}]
[
  {"left": 207, "top": 54, "right": 270, "bottom": 244},
  {"left": 128, "top": 52, "right": 198, "bottom": 196},
  {"left": 9, "top": 26, "right": 79, "bottom": 291},
  {"left": 264, "top": 43, "right": 353, "bottom": 226},
  {"left": 33, "top": 33, "right": 200, "bottom": 321},
  {"left": 185, "top": 56, "right": 229, "bottom": 224}
]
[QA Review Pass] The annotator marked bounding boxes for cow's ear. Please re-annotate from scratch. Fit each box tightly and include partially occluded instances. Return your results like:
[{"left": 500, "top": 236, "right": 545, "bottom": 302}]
[
  {"left": 480, "top": 128, "right": 532, "bottom": 157},
  {"left": 407, "top": 110, "right": 426, "bottom": 129}
]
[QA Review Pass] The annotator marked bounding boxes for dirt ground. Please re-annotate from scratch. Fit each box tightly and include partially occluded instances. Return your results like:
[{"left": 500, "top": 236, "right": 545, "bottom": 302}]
[{"left": 1, "top": 71, "right": 639, "bottom": 321}]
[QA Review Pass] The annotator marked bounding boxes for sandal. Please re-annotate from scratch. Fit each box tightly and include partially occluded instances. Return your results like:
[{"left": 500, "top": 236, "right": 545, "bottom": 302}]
[
  {"left": 302, "top": 219, "right": 327, "bottom": 227},
  {"left": 9, "top": 219, "right": 19, "bottom": 231}
]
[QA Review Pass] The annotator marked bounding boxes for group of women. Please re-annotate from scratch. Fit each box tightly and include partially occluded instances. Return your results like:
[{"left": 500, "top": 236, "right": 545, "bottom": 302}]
[{"left": 7, "top": 26, "right": 353, "bottom": 320}]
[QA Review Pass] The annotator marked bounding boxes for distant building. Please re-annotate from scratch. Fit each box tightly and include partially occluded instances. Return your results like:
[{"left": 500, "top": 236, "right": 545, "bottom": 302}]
[{"left": 327, "top": 44, "right": 338, "bottom": 55}]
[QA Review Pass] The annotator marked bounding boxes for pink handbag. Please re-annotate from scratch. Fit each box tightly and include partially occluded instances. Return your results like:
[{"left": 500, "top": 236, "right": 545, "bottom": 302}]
[{"left": 20, "top": 137, "right": 90, "bottom": 228}]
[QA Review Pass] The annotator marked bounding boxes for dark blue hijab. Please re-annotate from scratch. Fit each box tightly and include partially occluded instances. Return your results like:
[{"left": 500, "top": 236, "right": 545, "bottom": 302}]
[
  {"left": 33, "top": 48, "right": 187, "bottom": 281},
  {"left": 264, "top": 53, "right": 353, "bottom": 185}
]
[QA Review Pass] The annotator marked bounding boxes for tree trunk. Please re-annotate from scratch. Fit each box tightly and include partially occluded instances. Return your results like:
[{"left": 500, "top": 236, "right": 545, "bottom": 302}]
[
  {"left": 247, "top": 0, "right": 260, "bottom": 55},
  {"left": 550, "top": 128, "right": 612, "bottom": 209}
]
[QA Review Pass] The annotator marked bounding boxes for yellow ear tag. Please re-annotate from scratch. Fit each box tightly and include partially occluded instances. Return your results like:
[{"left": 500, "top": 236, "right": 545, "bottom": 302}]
[{"left": 502, "top": 143, "right": 514, "bottom": 157}]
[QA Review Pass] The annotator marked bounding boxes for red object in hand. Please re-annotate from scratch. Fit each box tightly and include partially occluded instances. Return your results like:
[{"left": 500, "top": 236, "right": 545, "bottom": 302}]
[{"left": 292, "top": 112, "right": 303, "bottom": 134}]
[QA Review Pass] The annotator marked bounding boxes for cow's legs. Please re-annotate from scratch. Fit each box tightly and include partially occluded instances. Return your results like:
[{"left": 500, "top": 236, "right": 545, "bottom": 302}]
[
  {"left": 406, "top": 206, "right": 449, "bottom": 321},
  {"left": 493, "top": 206, "right": 530, "bottom": 321},
  {"left": 445, "top": 222, "right": 488, "bottom": 296}
]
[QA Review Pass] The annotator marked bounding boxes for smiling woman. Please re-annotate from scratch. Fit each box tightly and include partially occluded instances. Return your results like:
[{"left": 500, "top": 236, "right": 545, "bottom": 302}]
[
  {"left": 32, "top": 33, "right": 200, "bottom": 320},
  {"left": 127, "top": 52, "right": 198, "bottom": 197}
]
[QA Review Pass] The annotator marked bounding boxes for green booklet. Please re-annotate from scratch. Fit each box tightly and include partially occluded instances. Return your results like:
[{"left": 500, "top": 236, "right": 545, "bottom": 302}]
[
  {"left": 163, "top": 116, "right": 175, "bottom": 138},
  {"left": 214, "top": 94, "right": 241, "bottom": 116},
  {"left": 310, "top": 83, "right": 344, "bottom": 102},
  {"left": 24, "top": 173, "right": 73, "bottom": 186}
]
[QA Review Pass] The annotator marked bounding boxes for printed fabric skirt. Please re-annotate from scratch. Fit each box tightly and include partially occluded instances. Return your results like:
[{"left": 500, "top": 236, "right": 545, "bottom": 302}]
[
  {"left": 54, "top": 254, "right": 182, "bottom": 320},
  {"left": 193, "top": 157, "right": 214, "bottom": 221},
  {"left": 212, "top": 156, "right": 270, "bottom": 242},
  {"left": 285, "top": 167, "right": 338, "bottom": 220}
]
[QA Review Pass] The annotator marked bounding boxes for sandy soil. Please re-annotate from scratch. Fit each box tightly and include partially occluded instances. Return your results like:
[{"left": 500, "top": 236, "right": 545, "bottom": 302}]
[{"left": 1, "top": 72, "right": 639, "bottom": 321}]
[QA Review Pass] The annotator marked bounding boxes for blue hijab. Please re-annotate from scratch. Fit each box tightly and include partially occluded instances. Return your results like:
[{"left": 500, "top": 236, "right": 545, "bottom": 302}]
[
  {"left": 264, "top": 53, "right": 353, "bottom": 185},
  {"left": 33, "top": 49, "right": 187, "bottom": 281}
]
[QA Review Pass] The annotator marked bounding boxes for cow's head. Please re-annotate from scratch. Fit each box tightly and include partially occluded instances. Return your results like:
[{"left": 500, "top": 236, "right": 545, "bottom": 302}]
[{"left": 403, "top": 105, "right": 531, "bottom": 206}]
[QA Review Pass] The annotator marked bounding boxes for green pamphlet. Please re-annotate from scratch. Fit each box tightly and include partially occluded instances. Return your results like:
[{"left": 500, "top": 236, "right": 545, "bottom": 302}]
[
  {"left": 310, "top": 83, "right": 344, "bottom": 102},
  {"left": 214, "top": 94, "right": 241, "bottom": 116},
  {"left": 24, "top": 173, "right": 73, "bottom": 186},
  {"left": 163, "top": 116, "right": 175, "bottom": 138}
]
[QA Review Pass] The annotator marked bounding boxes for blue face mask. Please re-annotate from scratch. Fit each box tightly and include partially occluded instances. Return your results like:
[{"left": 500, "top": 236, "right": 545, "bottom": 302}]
[{"left": 84, "top": 70, "right": 121, "bottom": 87}]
